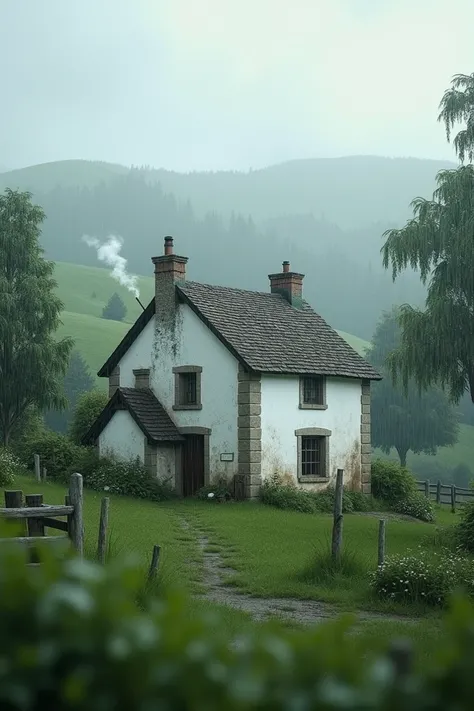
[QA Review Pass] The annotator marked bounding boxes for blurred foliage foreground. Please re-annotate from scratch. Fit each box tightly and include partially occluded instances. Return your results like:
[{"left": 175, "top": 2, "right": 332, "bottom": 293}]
[{"left": 2, "top": 541, "right": 474, "bottom": 710}]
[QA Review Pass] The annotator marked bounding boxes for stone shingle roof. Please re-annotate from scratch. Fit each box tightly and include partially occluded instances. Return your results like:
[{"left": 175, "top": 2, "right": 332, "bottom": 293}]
[
  {"left": 177, "top": 282, "right": 380, "bottom": 380},
  {"left": 119, "top": 388, "right": 184, "bottom": 442},
  {"left": 82, "top": 387, "right": 183, "bottom": 445}
]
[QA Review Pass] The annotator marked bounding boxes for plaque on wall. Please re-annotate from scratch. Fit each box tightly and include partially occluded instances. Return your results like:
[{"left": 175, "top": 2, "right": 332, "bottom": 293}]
[{"left": 220, "top": 452, "right": 234, "bottom": 462}]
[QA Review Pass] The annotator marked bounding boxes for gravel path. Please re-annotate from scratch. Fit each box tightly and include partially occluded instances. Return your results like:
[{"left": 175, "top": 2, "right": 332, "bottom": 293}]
[{"left": 181, "top": 517, "right": 416, "bottom": 627}]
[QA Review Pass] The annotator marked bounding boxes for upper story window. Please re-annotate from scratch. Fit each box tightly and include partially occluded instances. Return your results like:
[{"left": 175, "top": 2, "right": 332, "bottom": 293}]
[
  {"left": 299, "top": 375, "right": 327, "bottom": 410},
  {"left": 173, "top": 366, "right": 202, "bottom": 410}
]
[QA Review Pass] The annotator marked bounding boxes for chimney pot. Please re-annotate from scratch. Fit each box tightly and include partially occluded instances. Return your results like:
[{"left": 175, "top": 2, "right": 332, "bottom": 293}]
[
  {"left": 164, "top": 236, "right": 174, "bottom": 255},
  {"left": 268, "top": 261, "right": 305, "bottom": 308}
]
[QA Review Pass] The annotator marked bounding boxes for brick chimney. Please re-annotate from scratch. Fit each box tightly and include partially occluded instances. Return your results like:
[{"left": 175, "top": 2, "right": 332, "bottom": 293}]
[
  {"left": 151, "top": 236, "right": 188, "bottom": 331},
  {"left": 269, "top": 261, "right": 304, "bottom": 308}
]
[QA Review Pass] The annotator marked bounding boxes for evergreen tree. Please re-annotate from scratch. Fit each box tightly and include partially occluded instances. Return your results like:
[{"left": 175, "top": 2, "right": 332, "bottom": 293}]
[
  {"left": 102, "top": 292, "right": 127, "bottom": 321},
  {"left": 367, "top": 308, "right": 459, "bottom": 467},
  {"left": 0, "top": 189, "right": 72, "bottom": 445},
  {"left": 44, "top": 350, "right": 94, "bottom": 433}
]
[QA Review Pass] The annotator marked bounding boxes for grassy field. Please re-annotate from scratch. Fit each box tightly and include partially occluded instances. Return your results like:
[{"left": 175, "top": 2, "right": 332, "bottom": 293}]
[{"left": 6, "top": 474, "right": 458, "bottom": 669}]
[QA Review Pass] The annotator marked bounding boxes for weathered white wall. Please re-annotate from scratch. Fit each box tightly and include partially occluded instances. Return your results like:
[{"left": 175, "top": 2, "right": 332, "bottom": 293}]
[
  {"left": 99, "top": 411, "right": 145, "bottom": 462},
  {"left": 119, "top": 305, "right": 239, "bottom": 482},
  {"left": 118, "top": 322, "right": 154, "bottom": 388},
  {"left": 260, "top": 375, "right": 362, "bottom": 489},
  {"left": 156, "top": 445, "right": 176, "bottom": 485}
]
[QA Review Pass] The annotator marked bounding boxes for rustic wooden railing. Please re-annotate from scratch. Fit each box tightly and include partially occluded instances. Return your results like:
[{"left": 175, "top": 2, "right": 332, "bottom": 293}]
[
  {"left": 416, "top": 479, "right": 474, "bottom": 512},
  {"left": 0, "top": 472, "right": 83, "bottom": 560}
]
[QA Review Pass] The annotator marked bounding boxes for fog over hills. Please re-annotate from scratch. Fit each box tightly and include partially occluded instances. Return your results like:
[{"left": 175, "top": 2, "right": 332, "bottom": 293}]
[{"left": 0, "top": 154, "right": 453, "bottom": 340}]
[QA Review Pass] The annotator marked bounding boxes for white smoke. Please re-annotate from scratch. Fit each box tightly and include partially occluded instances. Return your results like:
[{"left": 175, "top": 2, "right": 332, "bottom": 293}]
[{"left": 82, "top": 234, "right": 140, "bottom": 299}]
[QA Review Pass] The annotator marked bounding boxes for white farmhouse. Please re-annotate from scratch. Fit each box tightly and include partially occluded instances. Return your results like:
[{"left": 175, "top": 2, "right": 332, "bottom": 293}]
[{"left": 83, "top": 237, "right": 381, "bottom": 498}]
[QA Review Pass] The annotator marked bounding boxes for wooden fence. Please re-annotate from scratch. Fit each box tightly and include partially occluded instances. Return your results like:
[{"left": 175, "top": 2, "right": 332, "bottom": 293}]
[
  {"left": 416, "top": 479, "right": 474, "bottom": 511},
  {"left": 0, "top": 472, "right": 84, "bottom": 560}
]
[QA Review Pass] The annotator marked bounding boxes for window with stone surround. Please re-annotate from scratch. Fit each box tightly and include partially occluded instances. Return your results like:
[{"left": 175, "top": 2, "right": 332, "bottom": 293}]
[
  {"left": 299, "top": 375, "right": 327, "bottom": 409},
  {"left": 295, "top": 427, "right": 331, "bottom": 481},
  {"left": 173, "top": 366, "right": 202, "bottom": 410}
]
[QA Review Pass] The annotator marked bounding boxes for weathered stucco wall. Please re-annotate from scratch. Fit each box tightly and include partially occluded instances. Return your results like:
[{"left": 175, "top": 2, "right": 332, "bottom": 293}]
[
  {"left": 118, "top": 305, "right": 239, "bottom": 483},
  {"left": 99, "top": 410, "right": 145, "bottom": 463},
  {"left": 260, "top": 375, "right": 363, "bottom": 489}
]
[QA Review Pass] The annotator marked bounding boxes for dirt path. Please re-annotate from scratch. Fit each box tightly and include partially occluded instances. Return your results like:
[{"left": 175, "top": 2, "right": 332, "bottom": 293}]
[{"left": 181, "top": 517, "right": 416, "bottom": 627}]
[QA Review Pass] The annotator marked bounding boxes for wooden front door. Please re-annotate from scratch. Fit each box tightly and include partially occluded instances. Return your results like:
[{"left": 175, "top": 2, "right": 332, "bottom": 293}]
[{"left": 182, "top": 434, "right": 205, "bottom": 497}]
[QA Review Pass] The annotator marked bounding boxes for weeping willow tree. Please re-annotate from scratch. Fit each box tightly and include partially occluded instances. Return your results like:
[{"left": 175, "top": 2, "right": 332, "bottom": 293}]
[
  {"left": 0, "top": 189, "right": 73, "bottom": 446},
  {"left": 381, "top": 165, "right": 474, "bottom": 403},
  {"left": 438, "top": 72, "right": 474, "bottom": 163}
]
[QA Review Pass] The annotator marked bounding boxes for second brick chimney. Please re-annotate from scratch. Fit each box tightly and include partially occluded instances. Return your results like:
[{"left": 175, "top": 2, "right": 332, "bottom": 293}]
[
  {"left": 268, "top": 261, "right": 304, "bottom": 308},
  {"left": 151, "top": 236, "right": 188, "bottom": 331}
]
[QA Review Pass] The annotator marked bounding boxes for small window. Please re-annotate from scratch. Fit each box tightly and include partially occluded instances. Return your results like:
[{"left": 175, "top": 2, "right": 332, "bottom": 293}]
[
  {"left": 301, "top": 436, "right": 325, "bottom": 477},
  {"left": 300, "top": 376, "right": 326, "bottom": 409},
  {"left": 173, "top": 366, "right": 202, "bottom": 410},
  {"left": 181, "top": 372, "right": 197, "bottom": 405}
]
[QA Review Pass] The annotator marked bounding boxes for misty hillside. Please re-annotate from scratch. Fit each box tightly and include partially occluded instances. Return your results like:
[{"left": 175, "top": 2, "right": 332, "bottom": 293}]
[
  {"left": 0, "top": 156, "right": 456, "bottom": 229},
  {"left": 0, "top": 157, "right": 450, "bottom": 339}
]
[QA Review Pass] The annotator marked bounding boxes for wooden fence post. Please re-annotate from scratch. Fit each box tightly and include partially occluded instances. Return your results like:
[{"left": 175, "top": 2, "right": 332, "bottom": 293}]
[
  {"left": 436, "top": 480, "right": 441, "bottom": 505},
  {"left": 34, "top": 454, "right": 41, "bottom": 483},
  {"left": 97, "top": 497, "right": 109, "bottom": 564},
  {"left": 451, "top": 485, "right": 456, "bottom": 513},
  {"left": 148, "top": 545, "right": 161, "bottom": 582},
  {"left": 4, "top": 491, "right": 22, "bottom": 508},
  {"left": 378, "top": 519, "right": 386, "bottom": 568},
  {"left": 331, "top": 469, "right": 344, "bottom": 562},
  {"left": 25, "top": 494, "right": 45, "bottom": 538},
  {"left": 424, "top": 480, "right": 430, "bottom": 500},
  {"left": 25, "top": 494, "right": 44, "bottom": 565},
  {"left": 69, "top": 474, "right": 84, "bottom": 557}
]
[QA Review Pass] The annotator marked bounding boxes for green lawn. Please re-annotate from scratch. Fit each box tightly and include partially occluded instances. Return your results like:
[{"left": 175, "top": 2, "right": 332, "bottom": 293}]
[{"left": 4, "top": 474, "right": 455, "bottom": 669}]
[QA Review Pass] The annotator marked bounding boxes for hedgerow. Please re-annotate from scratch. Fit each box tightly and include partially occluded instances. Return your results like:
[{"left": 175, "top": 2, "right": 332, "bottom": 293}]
[{"left": 260, "top": 474, "right": 372, "bottom": 514}]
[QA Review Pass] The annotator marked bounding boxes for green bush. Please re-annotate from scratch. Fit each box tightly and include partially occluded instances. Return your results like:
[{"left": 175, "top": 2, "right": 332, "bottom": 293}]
[
  {"left": 456, "top": 501, "right": 474, "bottom": 552},
  {"left": 69, "top": 389, "right": 108, "bottom": 445},
  {"left": 392, "top": 492, "right": 434, "bottom": 522},
  {"left": 17, "top": 431, "right": 82, "bottom": 481},
  {"left": 261, "top": 477, "right": 316, "bottom": 513},
  {"left": 84, "top": 454, "right": 176, "bottom": 502},
  {"left": 371, "top": 458, "right": 417, "bottom": 504},
  {"left": 5, "top": 543, "right": 474, "bottom": 708},
  {"left": 0, "top": 448, "right": 25, "bottom": 486},
  {"left": 371, "top": 547, "right": 474, "bottom": 607},
  {"left": 197, "top": 477, "right": 233, "bottom": 501},
  {"left": 260, "top": 476, "right": 372, "bottom": 514}
]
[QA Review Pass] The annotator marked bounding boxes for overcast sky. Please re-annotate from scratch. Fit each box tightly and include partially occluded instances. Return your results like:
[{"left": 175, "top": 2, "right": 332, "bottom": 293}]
[{"left": 0, "top": 0, "right": 471, "bottom": 172}]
